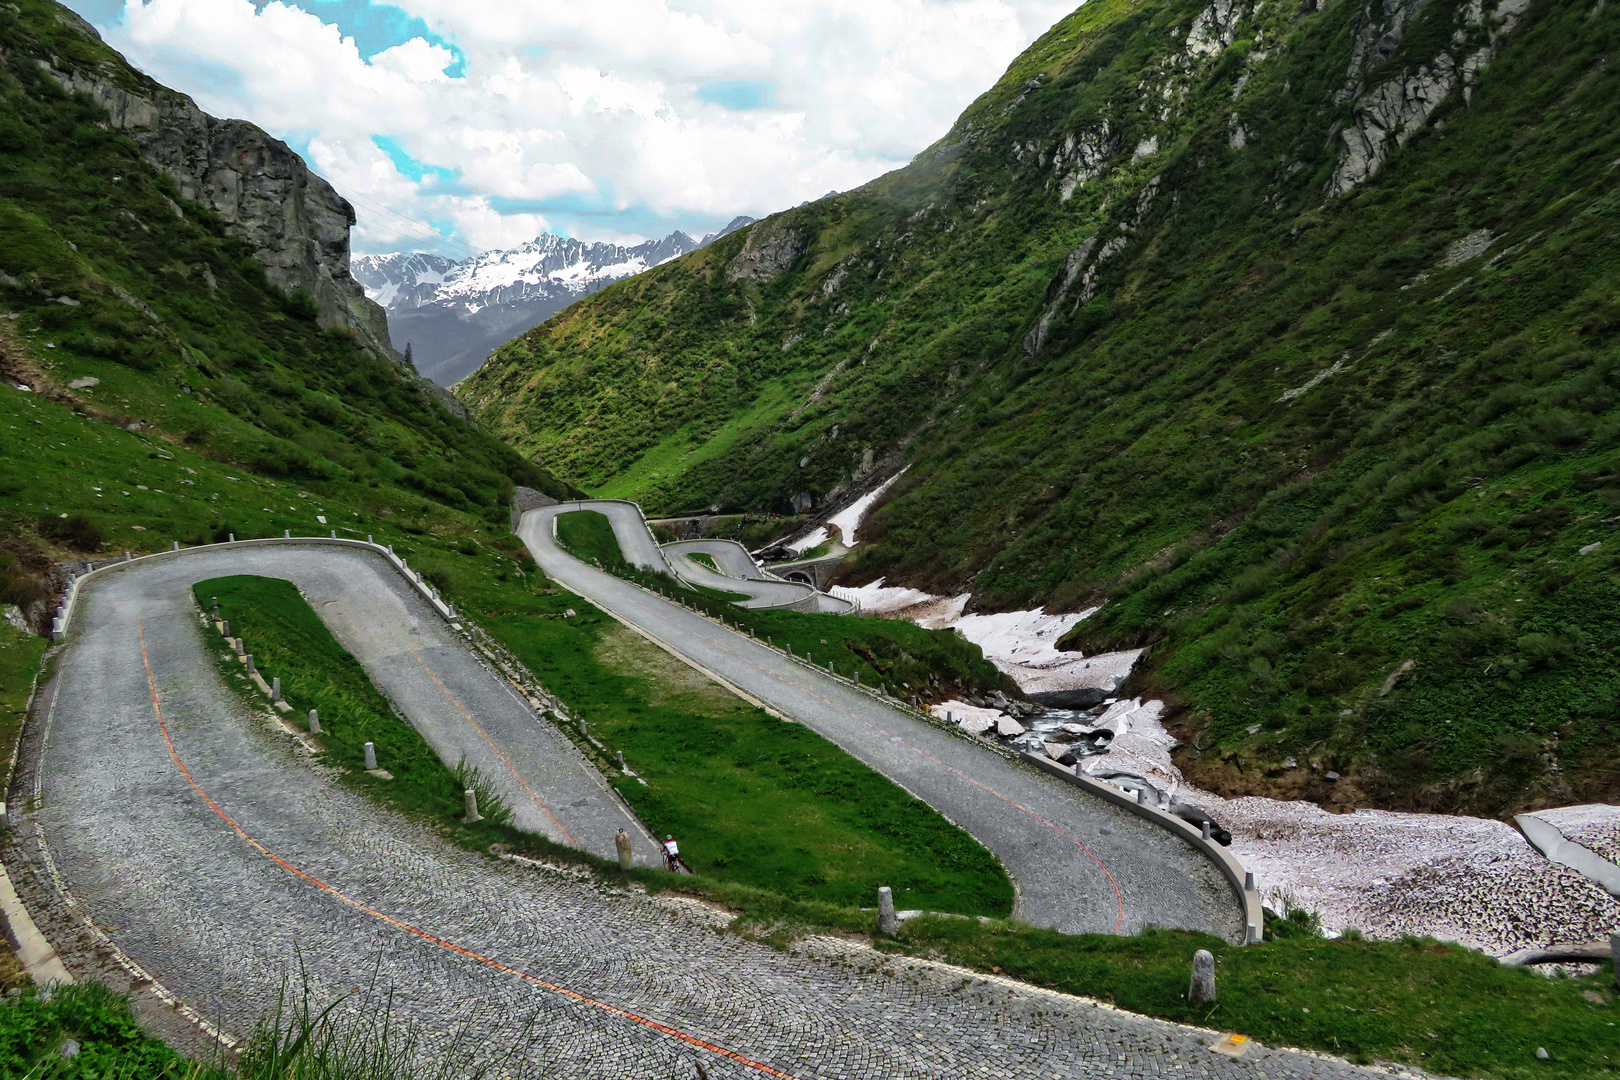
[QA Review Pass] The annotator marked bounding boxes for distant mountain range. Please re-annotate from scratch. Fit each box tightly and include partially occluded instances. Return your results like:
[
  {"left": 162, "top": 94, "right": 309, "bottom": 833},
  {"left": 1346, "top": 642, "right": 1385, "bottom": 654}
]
[{"left": 353, "top": 216, "right": 756, "bottom": 386}]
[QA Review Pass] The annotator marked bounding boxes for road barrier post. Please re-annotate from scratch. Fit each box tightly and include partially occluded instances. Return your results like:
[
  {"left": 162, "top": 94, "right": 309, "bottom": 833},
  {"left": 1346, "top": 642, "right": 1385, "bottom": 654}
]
[
  {"left": 364, "top": 742, "right": 377, "bottom": 770},
  {"left": 171, "top": 541, "right": 179, "bottom": 551},
  {"left": 462, "top": 789, "right": 482, "bottom": 823},
  {"left": 308, "top": 709, "right": 320, "bottom": 734},
  {"left": 283, "top": 530, "right": 290, "bottom": 538},
  {"left": 271, "top": 677, "right": 282, "bottom": 701},
  {"left": 877, "top": 886, "right": 897, "bottom": 935},
  {"left": 245, "top": 654, "right": 256, "bottom": 675},
  {"left": 1188, "top": 949, "right": 1216, "bottom": 1005},
  {"left": 615, "top": 829, "right": 634, "bottom": 870},
  {"left": 228, "top": 534, "right": 235, "bottom": 543},
  {"left": 616, "top": 750, "right": 627, "bottom": 771},
  {"left": 1202, "top": 820, "right": 1213, "bottom": 841}
]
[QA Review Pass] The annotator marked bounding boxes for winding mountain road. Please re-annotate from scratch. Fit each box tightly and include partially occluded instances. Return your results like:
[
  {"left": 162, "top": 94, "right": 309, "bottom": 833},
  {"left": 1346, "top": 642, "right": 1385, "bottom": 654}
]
[
  {"left": 578, "top": 499, "right": 852, "bottom": 612},
  {"left": 522, "top": 502, "right": 1240, "bottom": 939},
  {"left": 5, "top": 539, "right": 1392, "bottom": 1078}
]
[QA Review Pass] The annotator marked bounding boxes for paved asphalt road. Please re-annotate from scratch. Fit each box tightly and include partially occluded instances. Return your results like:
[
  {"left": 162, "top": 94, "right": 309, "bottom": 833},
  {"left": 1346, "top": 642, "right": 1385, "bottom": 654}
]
[
  {"left": 7, "top": 542, "right": 1396, "bottom": 1078},
  {"left": 521, "top": 502, "right": 1241, "bottom": 940}
]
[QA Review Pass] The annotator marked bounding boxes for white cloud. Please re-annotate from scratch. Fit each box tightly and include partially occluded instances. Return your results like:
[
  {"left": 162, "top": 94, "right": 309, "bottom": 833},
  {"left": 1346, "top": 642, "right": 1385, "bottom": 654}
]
[{"left": 85, "top": 0, "right": 1078, "bottom": 253}]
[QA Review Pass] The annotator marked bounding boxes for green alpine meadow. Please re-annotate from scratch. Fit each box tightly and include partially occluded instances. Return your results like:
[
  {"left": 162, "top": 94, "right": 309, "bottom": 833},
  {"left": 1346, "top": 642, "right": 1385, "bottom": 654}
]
[{"left": 461, "top": 0, "right": 1620, "bottom": 817}]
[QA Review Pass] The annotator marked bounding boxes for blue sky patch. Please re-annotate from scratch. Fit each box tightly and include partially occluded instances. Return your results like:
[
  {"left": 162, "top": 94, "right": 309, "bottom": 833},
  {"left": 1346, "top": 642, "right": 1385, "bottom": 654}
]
[
  {"left": 696, "top": 80, "right": 773, "bottom": 110},
  {"left": 267, "top": 0, "right": 466, "bottom": 75},
  {"left": 372, "top": 135, "right": 456, "bottom": 184}
]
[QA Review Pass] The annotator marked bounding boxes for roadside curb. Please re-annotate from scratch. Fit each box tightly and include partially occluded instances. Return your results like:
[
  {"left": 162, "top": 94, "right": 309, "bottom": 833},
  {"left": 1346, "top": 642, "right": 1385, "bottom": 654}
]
[{"left": 1021, "top": 753, "right": 1265, "bottom": 942}]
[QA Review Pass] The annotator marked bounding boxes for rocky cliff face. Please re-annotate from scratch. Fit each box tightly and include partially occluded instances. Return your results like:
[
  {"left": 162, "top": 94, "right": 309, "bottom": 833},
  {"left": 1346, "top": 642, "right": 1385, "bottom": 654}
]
[{"left": 37, "top": 9, "right": 396, "bottom": 362}]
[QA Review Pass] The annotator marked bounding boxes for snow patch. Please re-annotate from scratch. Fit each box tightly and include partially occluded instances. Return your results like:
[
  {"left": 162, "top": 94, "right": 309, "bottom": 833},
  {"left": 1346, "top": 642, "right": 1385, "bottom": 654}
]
[
  {"left": 827, "top": 468, "right": 907, "bottom": 546},
  {"left": 1073, "top": 701, "right": 1620, "bottom": 955}
]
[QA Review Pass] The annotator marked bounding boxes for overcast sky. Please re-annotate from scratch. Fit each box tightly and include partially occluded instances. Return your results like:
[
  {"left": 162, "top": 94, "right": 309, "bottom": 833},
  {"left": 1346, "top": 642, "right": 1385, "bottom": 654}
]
[{"left": 63, "top": 0, "right": 1075, "bottom": 257}]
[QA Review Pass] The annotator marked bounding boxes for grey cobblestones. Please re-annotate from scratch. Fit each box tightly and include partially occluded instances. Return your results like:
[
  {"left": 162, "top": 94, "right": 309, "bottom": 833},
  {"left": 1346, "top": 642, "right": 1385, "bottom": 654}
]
[{"left": 4, "top": 548, "right": 1428, "bottom": 1078}]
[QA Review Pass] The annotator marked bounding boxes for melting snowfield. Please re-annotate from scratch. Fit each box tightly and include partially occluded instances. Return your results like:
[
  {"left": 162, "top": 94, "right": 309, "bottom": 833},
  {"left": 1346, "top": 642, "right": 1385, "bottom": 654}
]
[
  {"left": 830, "top": 579, "right": 1144, "bottom": 693},
  {"left": 841, "top": 577, "right": 1620, "bottom": 956}
]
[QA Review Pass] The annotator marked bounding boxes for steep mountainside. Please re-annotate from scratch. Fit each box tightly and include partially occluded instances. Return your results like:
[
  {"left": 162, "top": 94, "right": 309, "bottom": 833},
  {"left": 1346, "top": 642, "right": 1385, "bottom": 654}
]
[
  {"left": 462, "top": 0, "right": 1620, "bottom": 815},
  {"left": 354, "top": 217, "right": 756, "bottom": 387},
  {"left": 0, "top": 0, "right": 568, "bottom": 622},
  {"left": 38, "top": 9, "right": 394, "bottom": 361}
]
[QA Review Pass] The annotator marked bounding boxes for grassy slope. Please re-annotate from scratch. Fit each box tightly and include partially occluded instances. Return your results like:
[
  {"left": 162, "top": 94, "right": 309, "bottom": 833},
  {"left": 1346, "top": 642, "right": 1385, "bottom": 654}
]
[
  {"left": 0, "top": 621, "right": 44, "bottom": 781},
  {"left": 544, "top": 509, "right": 1012, "bottom": 910},
  {"left": 462, "top": 0, "right": 1620, "bottom": 815},
  {"left": 555, "top": 508, "right": 1011, "bottom": 698},
  {"left": 0, "top": 0, "right": 571, "bottom": 596},
  {"left": 195, "top": 575, "right": 518, "bottom": 830}
]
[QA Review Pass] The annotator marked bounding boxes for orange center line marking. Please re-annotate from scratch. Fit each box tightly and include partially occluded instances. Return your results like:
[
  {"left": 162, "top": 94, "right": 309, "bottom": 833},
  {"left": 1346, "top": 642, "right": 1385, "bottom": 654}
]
[
  {"left": 615, "top": 586, "right": 1127, "bottom": 934},
  {"left": 136, "top": 622, "right": 796, "bottom": 1079},
  {"left": 407, "top": 648, "right": 575, "bottom": 846}
]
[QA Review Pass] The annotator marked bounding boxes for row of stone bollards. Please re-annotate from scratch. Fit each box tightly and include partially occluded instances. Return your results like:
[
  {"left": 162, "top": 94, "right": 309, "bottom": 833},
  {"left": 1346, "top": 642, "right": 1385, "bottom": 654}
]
[{"left": 871, "top": 884, "right": 1223, "bottom": 1004}]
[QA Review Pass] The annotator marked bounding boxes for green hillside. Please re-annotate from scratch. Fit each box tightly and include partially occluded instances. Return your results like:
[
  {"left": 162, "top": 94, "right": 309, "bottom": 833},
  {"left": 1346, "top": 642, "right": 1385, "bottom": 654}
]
[
  {"left": 461, "top": 0, "right": 1620, "bottom": 815},
  {"left": 0, "top": 0, "right": 573, "bottom": 587}
]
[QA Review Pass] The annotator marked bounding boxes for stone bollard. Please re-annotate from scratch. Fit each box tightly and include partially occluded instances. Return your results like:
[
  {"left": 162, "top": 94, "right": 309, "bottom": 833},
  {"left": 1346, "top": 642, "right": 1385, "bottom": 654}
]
[
  {"left": 229, "top": 533, "right": 235, "bottom": 543},
  {"left": 947, "top": 711, "right": 954, "bottom": 724},
  {"left": 221, "top": 620, "right": 230, "bottom": 638},
  {"left": 877, "top": 886, "right": 898, "bottom": 936},
  {"left": 364, "top": 742, "right": 378, "bottom": 771},
  {"left": 1136, "top": 788, "right": 1145, "bottom": 804},
  {"left": 1202, "top": 820, "right": 1213, "bottom": 841},
  {"left": 367, "top": 535, "right": 374, "bottom": 544},
  {"left": 171, "top": 541, "right": 179, "bottom": 551},
  {"left": 330, "top": 530, "right": 337, "bottom": 539},
  {"left": 1188, "top": 949, "right": 1216, "bottom": 1005},
  {"left": 271, "top": 677, "right": 282, "bottom": 701},
  {"left": 1244, "top": 871, "right": 1255, "bottom": 891},
  {"left": 880, "top": 683, "right": 888, "bottom": 697},
  {"left": 854, "top": 671, "right": 860, "bottom": 684},
  {"left": 307, "top": 710, "right": 321, "bottom": 734},
  {"left": 245, "top": 654, "right": 256, "bottom": 675},
  {"left": 123, "top": 550, "right": 132, "bottom": 561},
  {"left": 463, "top": 789, "right": 482, "bottom": 823},
  {"left": 828, "top": 661, "right": 834, "bottom": 673},
  {"left": 615, "top": 828, "right": 634, "bottom": 871},
  {"left": 283, "top": 530, "right": 290, "bottom": 539},
  {"left": 616, "top": 750, "right": 627, "bottom": 771}
]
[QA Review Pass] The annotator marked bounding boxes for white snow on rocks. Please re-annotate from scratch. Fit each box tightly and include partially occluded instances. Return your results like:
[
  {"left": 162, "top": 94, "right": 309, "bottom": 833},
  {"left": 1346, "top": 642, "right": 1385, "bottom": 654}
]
[
  {"left": 828, "top": 581, "right": 1138, "bottom": 692},
  {"left": 827, "top": 469, "right": 907, "bottom": 546},
  {"left": 837, "top": 575, "right": 1620, "bottom": 957},
  {"left": 1066, "top": 700, "right": 1620, "bottom": 955}
]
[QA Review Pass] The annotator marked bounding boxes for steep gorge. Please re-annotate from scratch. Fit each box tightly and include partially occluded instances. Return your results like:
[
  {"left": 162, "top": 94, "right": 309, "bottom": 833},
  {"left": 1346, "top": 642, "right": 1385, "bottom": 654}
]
[{"left": 462, "top": 0, "right": 1620, "bottom": 815}]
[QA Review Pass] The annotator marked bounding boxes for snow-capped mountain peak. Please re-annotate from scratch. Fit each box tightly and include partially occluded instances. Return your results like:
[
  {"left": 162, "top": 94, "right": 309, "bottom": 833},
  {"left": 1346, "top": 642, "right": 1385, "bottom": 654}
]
[{"left": 352, "top": 221, "right": 754, "bottom": 386}]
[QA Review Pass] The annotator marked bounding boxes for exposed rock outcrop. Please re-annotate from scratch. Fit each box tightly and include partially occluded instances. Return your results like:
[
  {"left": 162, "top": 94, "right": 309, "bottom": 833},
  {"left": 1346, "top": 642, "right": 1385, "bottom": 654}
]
[
  {"left": 727, "top": 220, "right": 809, "bottom": 283},
  {"left": 37, "top": 18, "right": 396, "bottom": 362},
  {"left": 1329, "top": 0, "right": 1534, "bottom": 195}
]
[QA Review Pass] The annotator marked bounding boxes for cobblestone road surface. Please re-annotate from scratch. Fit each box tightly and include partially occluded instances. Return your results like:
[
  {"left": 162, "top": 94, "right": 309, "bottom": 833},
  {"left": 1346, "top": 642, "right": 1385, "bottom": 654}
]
[
  {"left": 7, "top": 547, "right": 1412, "bottom": 1078},
  {"left": 521, "top": 504, "right": 1240, "bottom": 940}
]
